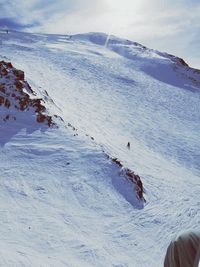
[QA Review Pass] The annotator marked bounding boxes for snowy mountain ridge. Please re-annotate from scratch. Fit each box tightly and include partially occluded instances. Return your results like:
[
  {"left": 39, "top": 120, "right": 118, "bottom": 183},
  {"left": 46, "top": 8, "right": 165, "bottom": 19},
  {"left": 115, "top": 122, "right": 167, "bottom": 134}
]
[
  {"left": 72, "top": 32, "right": 200, "bottom": 87},
  {"left": 0, "top": 30, "right": 199, "bottom": 267}
]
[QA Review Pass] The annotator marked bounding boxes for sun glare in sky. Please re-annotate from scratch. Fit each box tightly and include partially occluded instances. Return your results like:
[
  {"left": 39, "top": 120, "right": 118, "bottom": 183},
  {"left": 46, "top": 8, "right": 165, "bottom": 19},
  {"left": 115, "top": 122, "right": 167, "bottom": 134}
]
[
  {"left": 106, "top": 0, "right": 141, "bottom": 11},
  {"left": 102, "top": 0, "right": 143, "bottom": 34}
]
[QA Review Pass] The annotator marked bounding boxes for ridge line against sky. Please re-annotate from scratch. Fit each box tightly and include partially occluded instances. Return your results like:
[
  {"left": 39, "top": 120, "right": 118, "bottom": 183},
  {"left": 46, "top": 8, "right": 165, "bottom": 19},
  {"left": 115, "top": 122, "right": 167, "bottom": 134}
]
[{"left": 0, "top": 0, "right": 199, "bottom": 68}]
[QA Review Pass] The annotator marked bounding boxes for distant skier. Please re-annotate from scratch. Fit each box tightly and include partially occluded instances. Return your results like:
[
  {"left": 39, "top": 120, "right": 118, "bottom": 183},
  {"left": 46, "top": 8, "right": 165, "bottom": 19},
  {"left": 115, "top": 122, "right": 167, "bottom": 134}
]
[
  {"left": 6, "top": 30, "right": 8, "bottom": 34},
  {"left": 127, "top": 142, "right": 130, "bottom": 149}
]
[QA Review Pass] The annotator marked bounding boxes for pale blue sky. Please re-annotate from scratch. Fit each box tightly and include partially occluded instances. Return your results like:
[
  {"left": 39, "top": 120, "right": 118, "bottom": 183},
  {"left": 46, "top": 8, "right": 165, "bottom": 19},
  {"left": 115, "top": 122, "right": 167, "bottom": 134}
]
[{"left": 0, "top": 0, "right": 199, "bottom": 68}]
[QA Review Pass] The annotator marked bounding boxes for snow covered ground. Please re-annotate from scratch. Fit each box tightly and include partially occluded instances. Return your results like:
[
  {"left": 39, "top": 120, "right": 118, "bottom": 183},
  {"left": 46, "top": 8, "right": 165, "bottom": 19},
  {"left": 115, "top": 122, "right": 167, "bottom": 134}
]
[{"left": 0, "top": 30, "right": 199, "bottom": 266}]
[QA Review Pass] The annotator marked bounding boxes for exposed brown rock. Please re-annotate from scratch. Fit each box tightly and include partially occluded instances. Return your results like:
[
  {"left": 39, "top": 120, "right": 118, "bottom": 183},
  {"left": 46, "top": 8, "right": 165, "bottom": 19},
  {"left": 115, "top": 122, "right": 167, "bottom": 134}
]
[
  {"left": 47, "top": 116, "right": 53, "bottom": 126},
  {"left": 6, "top": 62, "right": 13, "bottom": 68},
  {"left": 112, "top": 158, "right": 122, "bottom": 167},
  {"left": 0, "top": 61, "right": 13, "bottom": 69},
  {"left": 109, "top": 154, "right": 145, "bottom": 202},
  {"left": 15, "top": 80, "right": 23, "bottom": 90},
  {"left": 36, "top": 113, "right": 46, "bottom": 123},
  {"left": 31, "top": 99, "right": 45, "bottom": 113},
  {"left": 0, "top": 84, "right": 5, "bottom": 93},
  {"left": 19, "top": 96, "right": 30, "bottom": 111},
  {"left": 13, "top": 69, "right": 24, "bottom": 80},
  {"left": 1, "top": 68, "right": 8, "bottom": 76},
  {"left": 124, "top": 168, "right": 144, "bottom": 200},
  {"left": 5, "top": 98, "right": 10, "bottom": 108},
  {"left": 0, "top": 96, "right": 4, "bottom": 105},
  {"left": 0, "top": 60, "right": 53, "bottom": 127}
]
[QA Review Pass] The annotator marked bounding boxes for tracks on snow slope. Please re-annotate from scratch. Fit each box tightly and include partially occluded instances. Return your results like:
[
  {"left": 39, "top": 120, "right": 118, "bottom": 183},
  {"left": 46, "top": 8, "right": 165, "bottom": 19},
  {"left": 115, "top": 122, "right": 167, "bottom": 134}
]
[
  {"left": 0, "top": 60, "right": 145, "bottom": 203},
  {"left": 0, "top": 31, "right": 200, "bottom": 267}
]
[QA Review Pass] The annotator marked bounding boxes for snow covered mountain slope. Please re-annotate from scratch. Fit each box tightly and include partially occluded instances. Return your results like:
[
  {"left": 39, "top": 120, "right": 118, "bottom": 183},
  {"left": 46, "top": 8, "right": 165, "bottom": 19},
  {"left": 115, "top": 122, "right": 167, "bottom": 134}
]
[
  {"left": 0, "top": 60, "right": 143, "bottom": 267},
  {"left": 0, "top": 30, "right": 200, "bottom": 266}
]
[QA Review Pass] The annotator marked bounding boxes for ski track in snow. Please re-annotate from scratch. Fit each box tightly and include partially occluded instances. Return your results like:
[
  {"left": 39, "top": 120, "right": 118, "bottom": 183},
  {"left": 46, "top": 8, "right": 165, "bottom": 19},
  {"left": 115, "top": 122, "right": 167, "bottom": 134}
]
[{"left": 0, "top": 31, "right": 200, "bottom": 267}]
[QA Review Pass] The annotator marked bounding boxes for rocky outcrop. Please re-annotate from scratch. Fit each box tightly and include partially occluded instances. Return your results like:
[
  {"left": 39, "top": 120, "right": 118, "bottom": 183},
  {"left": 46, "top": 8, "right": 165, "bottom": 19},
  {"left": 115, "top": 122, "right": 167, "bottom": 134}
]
[
  {"left": 123, "top": 168, "right": 144, "bottom": 201},
  {"left": 0, "top": 60, "right": 53, "bottom": 126},
  {"left": 111, "top": 157, "right": 145, "bottom": 202}
]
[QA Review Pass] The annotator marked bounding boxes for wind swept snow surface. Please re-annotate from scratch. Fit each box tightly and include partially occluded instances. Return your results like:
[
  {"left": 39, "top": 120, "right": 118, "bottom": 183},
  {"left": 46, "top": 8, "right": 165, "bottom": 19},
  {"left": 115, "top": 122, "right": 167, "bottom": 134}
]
[{"left": 0, "top": 31, "right": 200, "bottom": 266}]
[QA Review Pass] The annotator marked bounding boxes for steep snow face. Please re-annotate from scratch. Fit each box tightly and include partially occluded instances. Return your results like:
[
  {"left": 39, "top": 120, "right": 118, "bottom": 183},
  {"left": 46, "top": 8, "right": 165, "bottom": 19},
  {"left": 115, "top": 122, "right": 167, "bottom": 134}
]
[
  {"left": 0, "top": 60, "right": 145, "bottom": 267},
  {"left": 6, "top": 31, "right": 199, "bottom": 175},
  {"left": 0, "top": 31, "right": 200, "bottom": 267},
  {"left": 1, "top": 126, "right": 145, "bottom": 267}
]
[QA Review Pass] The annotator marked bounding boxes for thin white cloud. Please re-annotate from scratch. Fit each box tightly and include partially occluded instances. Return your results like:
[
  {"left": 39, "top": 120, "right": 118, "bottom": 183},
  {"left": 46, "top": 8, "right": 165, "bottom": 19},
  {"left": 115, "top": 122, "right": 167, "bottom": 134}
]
[{"left": 0, "top": 0, "right": 199, "bottom": 68}]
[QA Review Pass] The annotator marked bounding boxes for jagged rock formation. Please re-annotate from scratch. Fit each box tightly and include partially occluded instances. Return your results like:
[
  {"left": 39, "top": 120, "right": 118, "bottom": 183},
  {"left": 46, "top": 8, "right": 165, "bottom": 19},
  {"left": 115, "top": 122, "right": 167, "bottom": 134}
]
[
  {"left": 112, "top": 157, "right": 145, "bottom": 201},
  {"left": 0, "top": 60, "right": 53, "bottom": 126}
]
